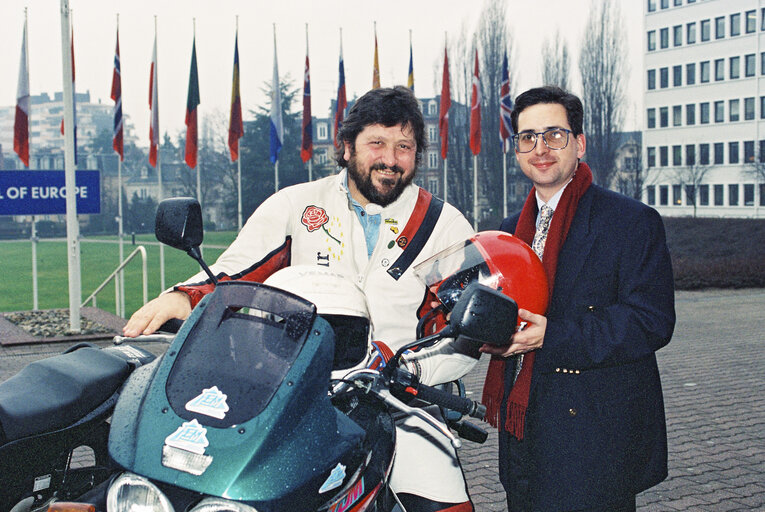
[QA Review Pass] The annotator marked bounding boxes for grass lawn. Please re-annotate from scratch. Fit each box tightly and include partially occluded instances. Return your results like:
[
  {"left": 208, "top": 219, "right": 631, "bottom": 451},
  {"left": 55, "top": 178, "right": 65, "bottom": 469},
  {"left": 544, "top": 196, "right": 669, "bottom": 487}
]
[{"left": 0, "top": 231, "right": 236, "bottom": 318}]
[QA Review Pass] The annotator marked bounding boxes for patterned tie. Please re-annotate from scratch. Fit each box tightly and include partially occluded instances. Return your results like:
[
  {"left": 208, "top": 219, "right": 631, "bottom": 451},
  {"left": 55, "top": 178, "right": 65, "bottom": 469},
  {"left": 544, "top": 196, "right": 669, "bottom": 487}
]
[{"left": 514, "top": 204, "right": 554, "bottom": 383}]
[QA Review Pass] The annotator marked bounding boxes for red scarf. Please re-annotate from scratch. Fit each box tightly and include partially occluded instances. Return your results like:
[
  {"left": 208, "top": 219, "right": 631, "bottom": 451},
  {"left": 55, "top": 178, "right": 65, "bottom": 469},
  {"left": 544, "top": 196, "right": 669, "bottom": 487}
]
[{"left": 482, "top": 162, "right": 592, "bottom": 439}]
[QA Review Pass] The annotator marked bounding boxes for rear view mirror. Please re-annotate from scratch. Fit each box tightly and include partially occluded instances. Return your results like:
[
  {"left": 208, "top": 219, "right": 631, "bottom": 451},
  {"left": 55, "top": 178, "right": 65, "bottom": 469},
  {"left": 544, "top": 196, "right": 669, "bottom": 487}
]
[
  {"left": 155, "top": 197, "right": 204, "bottom": 252},
  {"left": 448, "top": 283, "right": 517, "bottom": 346}
]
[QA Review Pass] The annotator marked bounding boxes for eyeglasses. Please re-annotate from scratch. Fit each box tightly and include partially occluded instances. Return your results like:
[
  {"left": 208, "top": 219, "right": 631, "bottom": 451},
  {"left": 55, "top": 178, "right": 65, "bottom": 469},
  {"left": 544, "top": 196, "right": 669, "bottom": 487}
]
[{"left": 512, "top": 128, "right": 572, "bottom": 153}]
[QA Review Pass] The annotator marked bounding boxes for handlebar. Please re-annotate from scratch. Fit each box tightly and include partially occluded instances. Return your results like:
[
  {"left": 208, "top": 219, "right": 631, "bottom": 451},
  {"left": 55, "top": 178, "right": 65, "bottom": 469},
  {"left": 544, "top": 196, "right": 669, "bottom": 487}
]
[{"left": 388, "top": 368, "right": 486, "bottom": 420}]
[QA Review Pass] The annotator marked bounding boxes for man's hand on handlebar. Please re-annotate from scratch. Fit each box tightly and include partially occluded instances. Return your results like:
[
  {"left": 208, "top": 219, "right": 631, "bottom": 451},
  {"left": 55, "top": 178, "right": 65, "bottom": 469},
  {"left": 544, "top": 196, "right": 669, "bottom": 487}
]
[{"left": 123, "top": 291, "right": 192, "bottom": 337}]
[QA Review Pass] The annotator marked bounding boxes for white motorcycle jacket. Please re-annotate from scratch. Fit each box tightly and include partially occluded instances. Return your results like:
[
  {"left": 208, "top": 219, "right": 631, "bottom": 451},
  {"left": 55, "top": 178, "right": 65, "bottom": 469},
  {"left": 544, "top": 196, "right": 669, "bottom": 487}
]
[{"left": 174, "top": 170, "right": 477, "bottom": 387}]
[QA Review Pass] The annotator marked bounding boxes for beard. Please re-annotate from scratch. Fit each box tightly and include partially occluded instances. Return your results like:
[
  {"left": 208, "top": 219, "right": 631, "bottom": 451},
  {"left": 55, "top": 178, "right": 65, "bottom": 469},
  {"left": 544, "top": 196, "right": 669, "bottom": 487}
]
[{"left": 347, "top": 155, "right": 416, "bottom": 207}]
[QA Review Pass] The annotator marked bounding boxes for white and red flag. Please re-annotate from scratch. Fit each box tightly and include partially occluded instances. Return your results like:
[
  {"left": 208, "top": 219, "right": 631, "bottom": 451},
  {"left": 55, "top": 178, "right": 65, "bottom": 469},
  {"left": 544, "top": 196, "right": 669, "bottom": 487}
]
[
  {"left": 14, "top": 13, "right": 30, "bottom": 167},
  {"left": 148, "top": 30, "right": 160, "bottom": 168}
]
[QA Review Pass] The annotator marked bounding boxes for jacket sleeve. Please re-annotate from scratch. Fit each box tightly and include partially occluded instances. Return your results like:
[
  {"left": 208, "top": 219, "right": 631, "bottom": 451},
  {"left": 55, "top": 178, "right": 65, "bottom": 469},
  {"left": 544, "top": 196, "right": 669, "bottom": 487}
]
[
  {"left": 173, "top": 191, "right": 293, "bottom": 307},
  {"left": 536, "top": 205, "right": 676, "bottom": 372}
]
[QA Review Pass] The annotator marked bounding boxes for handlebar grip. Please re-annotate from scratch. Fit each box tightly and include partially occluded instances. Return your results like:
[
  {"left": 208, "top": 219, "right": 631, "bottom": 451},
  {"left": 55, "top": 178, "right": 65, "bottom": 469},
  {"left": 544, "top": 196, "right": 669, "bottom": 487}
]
[{"left": 413, "top": 382, "right": 486, "bottom": 420}]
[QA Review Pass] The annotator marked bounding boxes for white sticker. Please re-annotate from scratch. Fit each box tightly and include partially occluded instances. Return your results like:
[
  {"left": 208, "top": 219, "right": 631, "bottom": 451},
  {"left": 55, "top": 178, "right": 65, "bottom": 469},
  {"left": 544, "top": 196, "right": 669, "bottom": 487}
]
[
  {"left": 319, "top": 463, "right": 346, "bottom": 493},
  {"left": 33, "top": 474, "right": 51, "bottom": 492},
  {"left": 185, "top": 386, "right": 230, "bottom": 419},
  {"left": 165, "top": 419, "right": 210, "bottom": 455}
]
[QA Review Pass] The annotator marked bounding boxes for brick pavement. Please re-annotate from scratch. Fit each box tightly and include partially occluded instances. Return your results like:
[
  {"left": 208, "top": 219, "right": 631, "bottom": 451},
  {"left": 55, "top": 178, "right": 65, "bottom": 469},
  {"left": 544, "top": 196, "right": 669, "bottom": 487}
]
[{"left": 1, "top": 289, "right": 763, "bottom": 511}]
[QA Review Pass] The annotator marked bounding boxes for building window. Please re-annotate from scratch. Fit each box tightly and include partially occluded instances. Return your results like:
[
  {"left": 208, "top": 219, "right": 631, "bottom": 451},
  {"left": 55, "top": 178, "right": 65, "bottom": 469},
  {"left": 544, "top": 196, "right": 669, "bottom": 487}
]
[
  {"left": 760, "top": 140, "right": 765, "bottom": 162},
  {"left": 647, "top": 69, "right": 656, "bottom": 89},
  {"left": 700, "top": 61, "right": 710, "bottom": 82},
  {"left": 761, "top": 96, "right": 765, "bottom": 118},
  {"left": 701, "top": 19, "right": 711, "bottom": 41},
  {"left": 715, "top": 16, "right": 725, "bottom": 39},
  {"left": 714, "top": 101, "right": 724, "bottom": 123},
  {"left": 685, "top": 185, "right": 696, "bottom": 206},
  {"left": 672, "top": 145, "right": 682, "bottom": 166},
  {"left": 647, "top": 147, "right": 656, "bottom": 167},
  {"left": 714, "top": 184, "right": 724, "bottom": 205},
  {"left": 660, "top": 28, "right": 669, "bottom": 48},
  {"left": 660, "top": 146, "right": 669, "bottom": 166},
  {"left": 761, "top": 52, "right": 765, "bottom": 75},
  {"left": 673, "top": 25, "right": 682, "bottom": 46},
  {"left": 699, "top": 184, "right": 709, "bottom": 206},
  {"left": 729, "top": 184, "right": 739, "bottom": 205},
  {"left": 745, "top": 97, "right": 755, "bottom": 120},
  {"left": 673, "top": 105, "right": 682, "bottom": 126},
  {"left": 745, "top": 141, "right": 755, "bottom": 163},
  {"left": 746, "top": 10, "right": 756, "bottom": 33},
  {"left": 672, "top": 184, "right": 682, "bottom": 205},
  {"left": 647, "top": 108, "right": 656, "bottom": 128},
  {"left": 673, "top": 0, "right": 681, "bottom": 6},
  {"left": 317, "top": 123, "right": 328, "bottom": 140},
  {"left": 687, "top": 22, "right": 697, "bottom": 44},
  {"left": 673, "top": 65, "right": 682, "bottom": 86},
  {"left": 686, "top": 144, "right": 696, "bottom": 166},
  {"left": 760, "top": 184, "right": 765, "bottom": 206},
  {"left": 428, "top": 151, "right": 439, "bottom": 169},
  {"left": 729, "top": 142, "right": 739, "bottom": 164},
  {"left": 660, "top": 67, "right": 669, "bottom": 88},
  {"left": 715, "top": 59, "right": 725, "bottom": 81},
  {"left": 428, "top": 101, "right": 437, "bottom": 116},
  {"left": 686, "top": 104, "right": 695, "bottom": 125},
  {"left": 729, "top": 56, "right": 740, "bottom": 79},
  {"left": 745, "top": 54, "right": 756, "bottom": 77},
  {"left": 647, "top": 185, "right": 656, "bottom": 205},
  {"left": 762, "top": 8, "right": 765, "bottom": 30},
  {"left": 659, "top": 185, "right": 669, "bottom": 205},
  {"left": 660, "top": 0, "right": 668, "bottom": 8},
  {"left": 647, "top": 30, "right": 656, "bottom": 51},
  {"left": 700, "top": 143, "right": 710, "bottom": 165},
  {"left": 647, "top": 0, "right": 656, "bottom": 12},
  {"left": 428, "top": 126, "right": 437, "bottom": 142},
  {"left": 729, "top": 99, "right": 740, "bottom": 122},
  {"left": 714, "top": 143, "right": 724, "bottom": 164},
  {"left": 427, "top": 176, "right": 439, "bottom": 195},
  {"left": 660, "top": 107, "right": 669, "bottom": 127},
  {"left": 730, "top": 13, "right": 741, "bottom": 37},
  {"left": 744, "top": 184, "right": 754, "bottom": 206},
  {"left": 317, "top": 149, "right": 328, "bottom": 165},
  {"left": 686, "top": 63, "right": 696, "bottom": 85},
  {"left": 700, "top": 102, "right": 710, "bottom": 124}
]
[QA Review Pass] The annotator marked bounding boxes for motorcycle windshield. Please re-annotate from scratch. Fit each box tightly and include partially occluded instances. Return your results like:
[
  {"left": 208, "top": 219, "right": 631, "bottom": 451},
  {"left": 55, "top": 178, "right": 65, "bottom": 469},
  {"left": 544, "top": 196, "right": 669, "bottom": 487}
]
[{"left": 165, "top": 281, "right": 317, "bottom": 427}]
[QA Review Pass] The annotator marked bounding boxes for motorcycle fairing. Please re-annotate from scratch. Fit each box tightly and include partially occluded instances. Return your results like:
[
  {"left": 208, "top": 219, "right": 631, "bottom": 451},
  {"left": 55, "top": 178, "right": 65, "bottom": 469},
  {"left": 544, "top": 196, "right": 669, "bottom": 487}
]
[{"left": 109, "top": 282, "right": 369, "bottom": 509}]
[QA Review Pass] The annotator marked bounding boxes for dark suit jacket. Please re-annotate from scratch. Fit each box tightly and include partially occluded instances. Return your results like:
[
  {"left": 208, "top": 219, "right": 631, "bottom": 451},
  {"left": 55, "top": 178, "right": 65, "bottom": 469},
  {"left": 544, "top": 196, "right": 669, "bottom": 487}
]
[{"left": 499, "top": 184, "right": 675, "bottom": 511}]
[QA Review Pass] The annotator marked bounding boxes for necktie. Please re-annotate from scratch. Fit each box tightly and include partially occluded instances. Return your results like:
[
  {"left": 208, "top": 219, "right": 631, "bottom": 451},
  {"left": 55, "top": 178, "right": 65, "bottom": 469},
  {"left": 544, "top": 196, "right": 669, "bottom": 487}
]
[{"left": 514, "top": 204, "right": 554, "bottom": 383}]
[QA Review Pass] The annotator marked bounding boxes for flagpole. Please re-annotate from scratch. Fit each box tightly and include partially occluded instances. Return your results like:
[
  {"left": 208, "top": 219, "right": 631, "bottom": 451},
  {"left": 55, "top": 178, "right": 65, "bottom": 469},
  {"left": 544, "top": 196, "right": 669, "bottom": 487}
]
[
  {"left": 503, "top": 140, "right": 508, "bottom": 218},
  {"left": 235, "top": 16, "right": 243, "bottom": 230},
  {"left": 60, "top": 0, "right": 81, "bottom": 332},
  {"left": 473, "top": 155, "right": 478, "bottom": 230},
  {"left": 155, "top": 16, "right": 165, "bottom": 291},
  {"left": 115, "top": 13, "right": 125, "bottom": 317},
  {"left": 273, "top": 23, "right": 279, "bottom": 193},
  {"left": 444, "top": 157, "right": 448, "bottom": 203},
  {"left": 306, "top": 23, "right": 312, "bottom": 182},
  {"left": 192, "top": 19, "right": 202, "bottom": 211}
]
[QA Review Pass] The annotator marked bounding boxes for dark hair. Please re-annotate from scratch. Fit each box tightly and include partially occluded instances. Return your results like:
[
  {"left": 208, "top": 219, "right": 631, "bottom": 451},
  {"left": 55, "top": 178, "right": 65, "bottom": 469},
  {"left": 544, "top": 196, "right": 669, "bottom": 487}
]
[
  {"left": 510, "top": 86, "right": 584, "bottom": 137},
  {"left": 334, "top": 86, "right": 426, "bottom": 168}
]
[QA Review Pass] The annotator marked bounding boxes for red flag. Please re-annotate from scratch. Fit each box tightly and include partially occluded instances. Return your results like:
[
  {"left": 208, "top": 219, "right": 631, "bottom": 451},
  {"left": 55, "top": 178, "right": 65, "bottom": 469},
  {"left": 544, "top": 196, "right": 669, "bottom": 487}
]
[
  {"left": 148, "top": 32, "right": 159, "bottom": 168},
  {"left": 111, "top": 28, "right": 124, "bottom": 161},
  {"left": 372, "top": 27, "right": 380, "bottom": 89},
  {"left": 499, "top": 50, "right": 512, "bottom": 146},
  {"left": 438, "top": 46, "right": 450, "bottom": 161},
  {"left": 469, "top": 49, "right": 481, "bottom": 156},
  {"left": 14, "top": 14, "right": 30, "bottom": 167},
  {"left": 334, "top": 34, "right": 347, "bottom": 147},
  {"left": 184, "top": 35, "right": 200, "bottom": 169},
  {"left": 60, "top": 24, "right": 78, "bottom": 164},
  {"left": 301, "top": 31, "right": 312, "bottom": 163},
  {"left": 228, "top": 31, "right": 243, "bottom": 162}
]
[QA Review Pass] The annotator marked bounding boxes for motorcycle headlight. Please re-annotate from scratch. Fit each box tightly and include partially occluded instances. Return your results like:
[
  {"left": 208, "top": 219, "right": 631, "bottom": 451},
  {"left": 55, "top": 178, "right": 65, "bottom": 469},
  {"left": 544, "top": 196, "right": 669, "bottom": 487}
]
[
  {"left": 106, "top": 472, "right": 175, "bottom": 512},
  {"left": 190, "top": 498, "right": 259, "bottom": 512}
]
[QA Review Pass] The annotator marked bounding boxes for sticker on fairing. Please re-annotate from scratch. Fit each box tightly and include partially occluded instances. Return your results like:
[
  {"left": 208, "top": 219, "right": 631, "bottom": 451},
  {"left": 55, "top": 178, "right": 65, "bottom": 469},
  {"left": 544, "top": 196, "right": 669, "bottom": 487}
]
[
  {"left": 319, "top": 463, "right": 347, "bottom": 493},
  {"left": 165, "top": 419, "right": 210, "bottom": 455},
  {"left": 185, "top": 386, "right": 230, "bottom": 419},
  {"left": 328, "top": 478, "right": 365, "bottom": 512}
]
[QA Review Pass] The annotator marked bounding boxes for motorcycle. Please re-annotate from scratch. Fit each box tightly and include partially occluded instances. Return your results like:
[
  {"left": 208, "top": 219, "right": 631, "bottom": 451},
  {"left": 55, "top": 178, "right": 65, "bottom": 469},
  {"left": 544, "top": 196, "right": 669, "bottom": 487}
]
[
  {"left": 0, "top": 341, "right": 158, "bottom": 512},
  {"left": 45, "top": 197, "right": 519, "bottom": 512}
]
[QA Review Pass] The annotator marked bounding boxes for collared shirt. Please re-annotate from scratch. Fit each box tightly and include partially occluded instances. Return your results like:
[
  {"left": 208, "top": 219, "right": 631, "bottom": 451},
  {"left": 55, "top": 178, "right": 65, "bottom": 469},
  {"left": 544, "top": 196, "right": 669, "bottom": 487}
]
[
  {"left": 343, "top": 174, "right": 382, "bottom": 258},
  {"left": 535, "top": 179, "right": 572, "bottom": 227}
]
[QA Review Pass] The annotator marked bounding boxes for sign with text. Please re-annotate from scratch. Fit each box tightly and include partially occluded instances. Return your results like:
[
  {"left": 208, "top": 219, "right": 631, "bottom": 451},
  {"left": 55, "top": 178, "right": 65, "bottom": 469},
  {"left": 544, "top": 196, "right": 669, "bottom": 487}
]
[{"left": 0, "top": 170, "right": 100, "bottom": 215}]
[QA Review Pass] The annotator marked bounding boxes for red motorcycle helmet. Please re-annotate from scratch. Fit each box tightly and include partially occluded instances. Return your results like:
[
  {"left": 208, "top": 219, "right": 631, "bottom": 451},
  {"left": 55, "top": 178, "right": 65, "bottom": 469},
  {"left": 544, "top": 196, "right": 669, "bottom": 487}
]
[{"left": 413, "top": 231, "right": 549, "bottom": 324}]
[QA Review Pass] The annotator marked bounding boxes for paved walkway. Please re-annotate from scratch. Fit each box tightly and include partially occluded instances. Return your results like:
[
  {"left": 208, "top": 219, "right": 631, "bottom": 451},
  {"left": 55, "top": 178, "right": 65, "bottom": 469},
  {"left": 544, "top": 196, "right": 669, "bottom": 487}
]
[{"left": 1, "top": 289, "right": 763, "bottom": 511}]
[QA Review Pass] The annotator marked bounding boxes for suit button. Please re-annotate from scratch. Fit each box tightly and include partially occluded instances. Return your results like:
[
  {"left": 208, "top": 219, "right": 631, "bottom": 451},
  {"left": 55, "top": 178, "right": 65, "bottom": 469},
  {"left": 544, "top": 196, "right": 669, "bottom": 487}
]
[
  {"left": 587, "top": 305, "right": 596, "bottom": 312},
  {"left": 562, "top": 368, "right": 568, "bottom": 373},
  {"left": 555, "top": 368, "right": 561, "bottom": 373},
  {"left": 569, "top": 408, "right": 577, "bottom": 417}
]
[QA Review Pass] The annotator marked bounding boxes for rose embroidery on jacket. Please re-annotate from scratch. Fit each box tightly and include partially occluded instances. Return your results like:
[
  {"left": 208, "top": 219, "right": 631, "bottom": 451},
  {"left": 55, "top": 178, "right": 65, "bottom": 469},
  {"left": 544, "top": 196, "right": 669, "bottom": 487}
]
[{"left": 301, "top": 205, "right": 341, "bottom": 244}]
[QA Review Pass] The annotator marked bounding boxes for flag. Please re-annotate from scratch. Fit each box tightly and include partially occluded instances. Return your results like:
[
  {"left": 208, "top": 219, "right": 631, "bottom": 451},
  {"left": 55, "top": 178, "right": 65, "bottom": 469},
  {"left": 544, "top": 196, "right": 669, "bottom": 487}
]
[
  {"left": 469, "top": 48, "right": 481, "bottom": 156},
  {"left": 184, "top": 35, "right": 200, "bottom": 169},
  {"left": 228, "top": 31, "right": 243, "bottom": 162},
  {"left": 372, "top": 27, "right": 380, "bottom": 89},
  {"left": 14, "top": 14, "right": 30, "bottom": 167},
  {"left": 500, "top": 50, "right": 513, "bottom": 147},
  {"left": 148, "top": 31, "right": 159, "bottom": 168},
  {"left": 60, "top": 23, "right": 78, "bottom": 165},
  {"left": 407, "top": 36, "right": 414, "bottom": 91},
  {"left": 300, "top": 29, "right": 312, "bottom": 164},
  {"left": 334, "top": 34, "right": 347, "bottom": 147},
  {"left": 269, "top": 29, "right": 283, "bottom": 164},
  {"left": 111, "top": 27, "right": 124, "bottom": 161},
  {"left": 439, "top": 45, "right": 450, "bottom": 160}
]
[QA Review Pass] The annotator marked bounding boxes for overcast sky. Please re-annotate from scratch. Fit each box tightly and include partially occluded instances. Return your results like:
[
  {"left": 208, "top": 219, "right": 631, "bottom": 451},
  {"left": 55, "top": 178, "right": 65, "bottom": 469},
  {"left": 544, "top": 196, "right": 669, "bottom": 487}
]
[{"left": 2, "top": 0, "right": 643, "bottom": 147}]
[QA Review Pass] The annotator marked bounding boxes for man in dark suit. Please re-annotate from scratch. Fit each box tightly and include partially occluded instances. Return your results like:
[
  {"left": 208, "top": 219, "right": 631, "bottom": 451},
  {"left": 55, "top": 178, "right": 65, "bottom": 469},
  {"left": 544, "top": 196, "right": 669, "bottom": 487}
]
[{"left": 480, "top": 86, "right": 675, "bottom": 512}]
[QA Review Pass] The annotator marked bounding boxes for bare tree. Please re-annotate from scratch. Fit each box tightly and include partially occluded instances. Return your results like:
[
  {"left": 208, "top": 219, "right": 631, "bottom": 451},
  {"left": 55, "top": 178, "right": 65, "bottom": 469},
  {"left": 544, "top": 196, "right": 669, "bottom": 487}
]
[
  {"left": 673, "top": 162, "right": 710, "bottom": 217},
  {"left": 578, "top": 0, "right": 629, "bottom": 188},
  {"left": 541, "top": 30, "right": 570, "bottom": 90}
]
